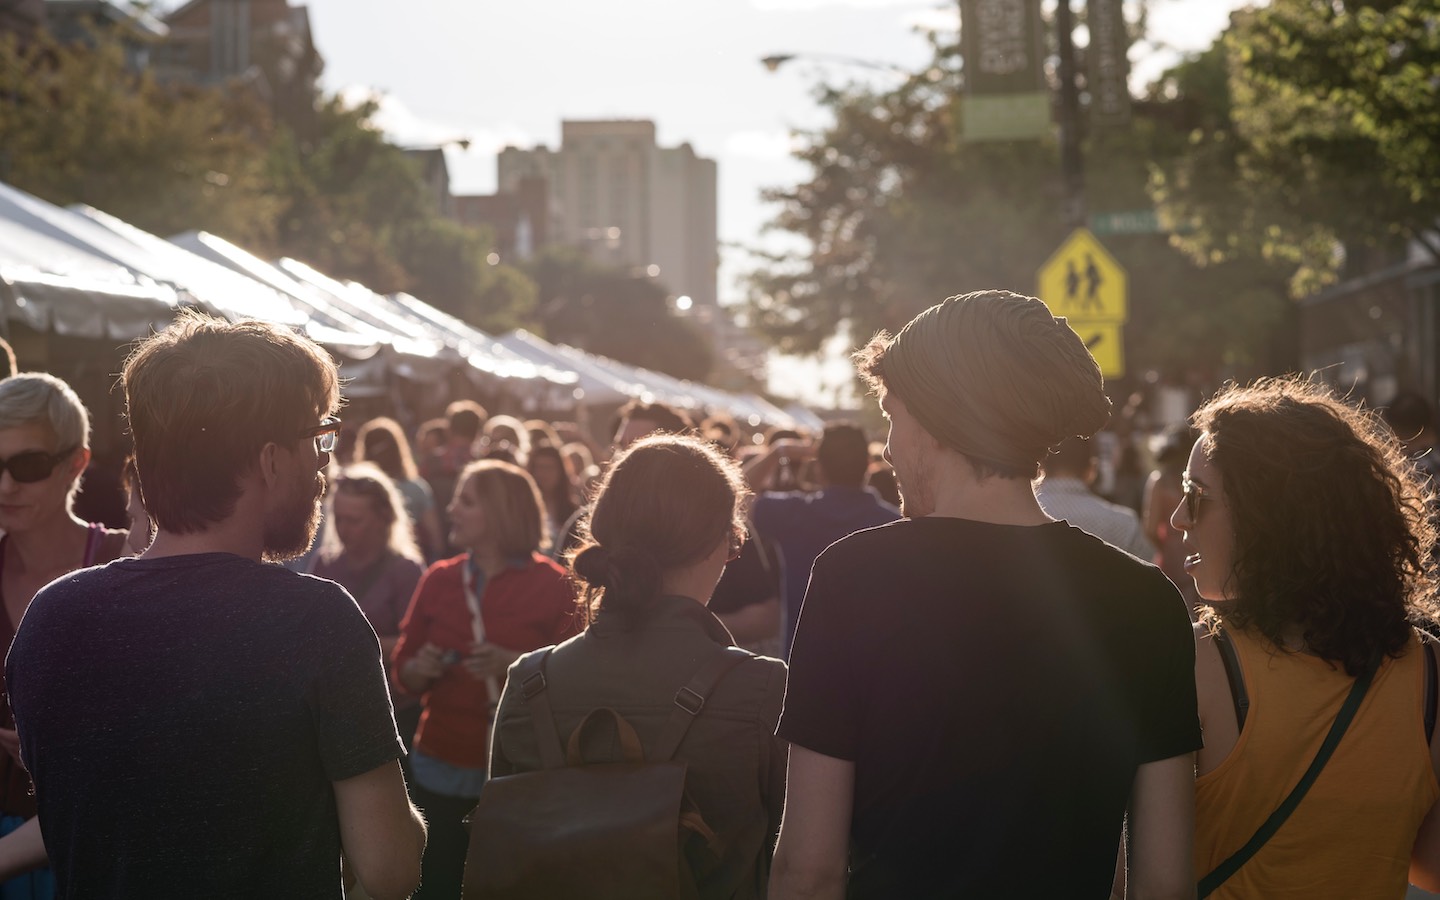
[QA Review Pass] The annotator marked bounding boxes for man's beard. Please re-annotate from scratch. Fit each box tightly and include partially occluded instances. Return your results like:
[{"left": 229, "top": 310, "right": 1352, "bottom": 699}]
[
  {"left": 895, "top": 453, "right": 936, "bottom": 519},
  {"left": 262, "top": 473, "right": 325, "bottom": 562}
]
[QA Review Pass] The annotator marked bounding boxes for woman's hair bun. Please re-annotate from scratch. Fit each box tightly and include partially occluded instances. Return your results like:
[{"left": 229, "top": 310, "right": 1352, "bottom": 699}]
[
  {"left": 571, "top": 544, "right": 614, "bottom": 586},
  {"left": 572, "top": 542, "right": 662, "bottom": 615},
  {"left": 608, "top": 544, "right": 661, "bottom": 605}
]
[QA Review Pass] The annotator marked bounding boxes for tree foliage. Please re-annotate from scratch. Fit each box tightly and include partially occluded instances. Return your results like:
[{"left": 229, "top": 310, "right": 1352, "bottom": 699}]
[
  {"left": 747, "top": 48, "right": 1063, "bottom": 357},
  {"left": 525, "top": 246, "right": 713, "bottom": 382},
  {"left": 1151, "top": 0, "right": 1440, "bottom": 297},
  {"left": 747, "top": 30, "right": 1295, "bottom": 380},
  {"left": 0, "top": 31, "right": 279, "bottom": 247},
  {"left": 265, "top": 95, "right": 536, "bottom": 330},
  {"left": 0, "top": 33, "right": 536, "bottom": 334}
]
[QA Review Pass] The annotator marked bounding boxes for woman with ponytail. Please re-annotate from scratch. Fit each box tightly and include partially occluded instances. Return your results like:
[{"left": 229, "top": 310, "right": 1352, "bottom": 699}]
[{"left": 489, "top": 433, "right": 789, "bottom": 898}]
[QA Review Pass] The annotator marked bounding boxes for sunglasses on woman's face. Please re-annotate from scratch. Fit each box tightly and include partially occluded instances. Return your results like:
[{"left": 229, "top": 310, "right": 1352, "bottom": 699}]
[
  {"left": 1181, "top": 476, "right": 1211, "bottom": 522},
  {"left": 0, "top": 448, "right": 75, "bottom": 484}
]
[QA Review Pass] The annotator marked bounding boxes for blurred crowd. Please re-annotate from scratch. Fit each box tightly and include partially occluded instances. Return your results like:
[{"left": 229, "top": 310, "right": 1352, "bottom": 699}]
[{"left": 3, "top": 292, "right": 1440, "bottom": 899}]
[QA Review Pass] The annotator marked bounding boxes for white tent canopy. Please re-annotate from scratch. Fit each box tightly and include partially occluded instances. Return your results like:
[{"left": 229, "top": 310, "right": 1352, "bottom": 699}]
[
  {"left": 169, "top": 231, "right": 401, "bottom": 356},
  {"left": 553, "top": 344, "right": 798, "bottom": 430},
  {"left": 383, "top": 293, "right": 579, "bottom": 392},
  {"left": 499, "top": 330, "right": 802, "bottom": 430},
  {"left": 496, "top": 331, "right": 638, "bottom": 408},
  {"left": 0, "top": 181, "right": 177, "bottom": 338},
  {"left": 71, "top": 206, "right": 308, "bottom": 328}
]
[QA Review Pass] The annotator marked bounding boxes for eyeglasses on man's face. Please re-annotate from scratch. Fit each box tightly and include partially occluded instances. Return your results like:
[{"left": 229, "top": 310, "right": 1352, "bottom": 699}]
[
  {"left": 0, "top": 447, "right": 76, "bottom": 484},
  {"left": 1181, "top": 476, "right": 1211, "bottom": 522},
  {"left": 298, "top": 417, "right": 342, "bottom": 454}
]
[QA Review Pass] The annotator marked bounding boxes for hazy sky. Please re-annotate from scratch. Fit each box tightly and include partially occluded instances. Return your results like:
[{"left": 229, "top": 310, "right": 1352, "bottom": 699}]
[
  {"left": 195, "top": 0, "right": 1259, "bottom": 404},
  {"left": 296, "top": 0, "right": 1254, "bottom": 289}
]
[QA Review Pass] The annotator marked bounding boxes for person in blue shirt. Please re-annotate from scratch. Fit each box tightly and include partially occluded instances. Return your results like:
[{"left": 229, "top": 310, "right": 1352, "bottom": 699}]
[{"left": 744, "top": 422, "right": 900, "bottom": 657}]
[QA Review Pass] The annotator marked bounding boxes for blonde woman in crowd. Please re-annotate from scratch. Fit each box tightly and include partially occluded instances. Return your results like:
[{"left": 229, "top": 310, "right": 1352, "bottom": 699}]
[
  {"left": 392, "top": 460, "right": 579, "bottom": 898},
  {"left": 354, "top": 417, "right": 444, "bottom": 561}
]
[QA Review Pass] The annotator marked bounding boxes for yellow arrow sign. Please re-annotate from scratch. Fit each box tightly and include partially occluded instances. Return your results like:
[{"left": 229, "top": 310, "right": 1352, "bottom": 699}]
[
  {"left": 1065, "top": 319, "right": 1124, "bottom": 379},
  {"left": 1037, "top": 228, "right": 1128, "bottom": 322}
]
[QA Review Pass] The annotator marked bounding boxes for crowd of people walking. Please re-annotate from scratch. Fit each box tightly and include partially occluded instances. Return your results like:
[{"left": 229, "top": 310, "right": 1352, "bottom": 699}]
[{"left": 0, "top": 288, "right": 1437, "bottom": 898}]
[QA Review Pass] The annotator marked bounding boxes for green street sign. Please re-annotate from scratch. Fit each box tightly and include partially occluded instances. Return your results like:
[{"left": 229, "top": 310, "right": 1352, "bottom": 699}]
[
  {"left": 960, "top": 93, "right": 1051, "bottom": 142},
  {"left": 1089, "top": 210, "right": 1160, "bottom": 235}
]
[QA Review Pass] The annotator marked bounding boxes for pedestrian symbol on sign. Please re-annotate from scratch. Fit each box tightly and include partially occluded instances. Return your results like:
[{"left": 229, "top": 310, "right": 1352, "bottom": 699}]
[
  {"left": 1066, "top": 254, "right": 1105, "bottom": 314},
  {"left": 1083, "top": 254, "right": 1103, "bottom": 312},
  {"left": 1039, "top": 228, "right": 1128, "bottom": 378},
  {"left": 1038, "top": 228, "right": 1128, "bottom": 323}
]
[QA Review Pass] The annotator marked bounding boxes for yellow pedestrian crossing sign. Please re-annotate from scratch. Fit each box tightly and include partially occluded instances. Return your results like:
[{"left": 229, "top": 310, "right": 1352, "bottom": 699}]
[{"left": 1037, "top": 228, "right": 1128, "bottom": 322}]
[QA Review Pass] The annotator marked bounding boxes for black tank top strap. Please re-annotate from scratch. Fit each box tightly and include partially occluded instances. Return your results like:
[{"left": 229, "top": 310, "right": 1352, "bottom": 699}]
[
  {"left": 1212, "top": 625, "right": 1250, "bottom": 732},
  {"left": 1424, "top": 637, "right": 1437, "bottom": 745}
]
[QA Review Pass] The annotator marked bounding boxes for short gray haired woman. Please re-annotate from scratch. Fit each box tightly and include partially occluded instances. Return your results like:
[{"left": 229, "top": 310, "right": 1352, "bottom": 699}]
[{"left": 0, "top": 373, "right": 128, "bottom": 893}]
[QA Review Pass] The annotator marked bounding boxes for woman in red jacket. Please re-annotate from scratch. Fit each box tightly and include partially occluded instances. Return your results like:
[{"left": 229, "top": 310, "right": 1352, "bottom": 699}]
[{"left": 392, "top": 459, "right": 579, "bottom": 899}]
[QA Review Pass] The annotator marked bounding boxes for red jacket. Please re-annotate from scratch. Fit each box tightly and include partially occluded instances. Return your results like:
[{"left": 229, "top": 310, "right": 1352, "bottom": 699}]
[{"left": 392, "top": 554, "right": 580, "bottom": 768}]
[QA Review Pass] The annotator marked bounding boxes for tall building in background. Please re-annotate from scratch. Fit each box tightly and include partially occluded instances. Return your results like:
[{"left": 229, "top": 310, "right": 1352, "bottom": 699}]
[
  {"left": 498, "top": 120, "right": 718, "bottom": 308},
  {"left": 452, "top": 175, "right": 549, "bottom": 262},
  {"left": 1, "top": 0, "right": 45, "bottom": 41},
  {"left": 153, "top": 0, "right": 322, "bottom": 130}
]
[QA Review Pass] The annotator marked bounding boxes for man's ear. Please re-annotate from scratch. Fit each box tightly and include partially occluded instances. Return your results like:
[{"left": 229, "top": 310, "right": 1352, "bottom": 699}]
[{"left": 256, "top": 442, "right": 284, "bottom": 489}]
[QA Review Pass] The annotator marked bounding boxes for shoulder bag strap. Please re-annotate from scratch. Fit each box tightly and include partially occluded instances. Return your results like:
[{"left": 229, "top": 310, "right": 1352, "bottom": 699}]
[
  {"left": 1198, "top": 654, "right": 1381, "bottom": 898},
  {"left": 1212, "top": 625, "right": 1250, "bottom": 732},
  {"left": 82, "top": 523, "right": 105, "bottom": 567},
  {"left": 1425, "top": 639, "right": 1437, "bottom": 745},
  {"left": 652, "top": 647, "right": 751, "bottom": 761},
  {"left": 512, "top": 649, "right": 566, "bottom": 770}
]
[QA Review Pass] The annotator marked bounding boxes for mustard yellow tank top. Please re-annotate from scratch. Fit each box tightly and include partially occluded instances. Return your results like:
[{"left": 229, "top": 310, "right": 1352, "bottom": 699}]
[{"left": 1195, "top": 626, "right": 1439, "bottom": 898}]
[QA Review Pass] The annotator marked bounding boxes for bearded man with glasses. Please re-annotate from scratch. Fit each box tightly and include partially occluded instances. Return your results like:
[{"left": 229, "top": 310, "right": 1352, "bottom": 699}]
[{"left": 6, "top": 311, "right": 425, "bottom": 900}]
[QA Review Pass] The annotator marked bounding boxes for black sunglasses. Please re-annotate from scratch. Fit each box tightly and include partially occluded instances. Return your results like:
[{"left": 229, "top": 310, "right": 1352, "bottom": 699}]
[
  {"left": 0, "top": 447, "right": 77, "bottom": 484},
  {"left": 1181, "top": 476, "right": 1211, "bottom": 522}
]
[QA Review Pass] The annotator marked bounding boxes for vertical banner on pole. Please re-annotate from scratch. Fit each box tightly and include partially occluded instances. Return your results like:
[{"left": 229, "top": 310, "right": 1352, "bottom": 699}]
[
  {"left": 1086, "top": 0, "right": 1131, "bottom": 128},
  {"left": 959, "top": 0, "right": 1049, "bottom": 142}
]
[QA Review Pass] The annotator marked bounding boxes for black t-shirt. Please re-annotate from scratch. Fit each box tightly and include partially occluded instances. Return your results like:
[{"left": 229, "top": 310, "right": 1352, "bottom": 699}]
[
  {"left": 6, "top": 553, "right": 403, "bottom": 899},
  {"left": 778, "top": 517, "right": 1200, "bottom": 899},
  {"left": 708, "top": 522, "right": 782, "bottom": 616}
]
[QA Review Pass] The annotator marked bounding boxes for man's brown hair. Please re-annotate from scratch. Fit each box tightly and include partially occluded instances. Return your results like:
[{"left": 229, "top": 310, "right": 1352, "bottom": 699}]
[{"left": 122, "top": 311, "right": 340, "bottom": 534}]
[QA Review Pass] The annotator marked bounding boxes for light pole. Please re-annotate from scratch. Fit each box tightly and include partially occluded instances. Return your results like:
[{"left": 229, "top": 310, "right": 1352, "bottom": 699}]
[{"left": 1055, "top": 0, "right": 1086, "bottom": 229}]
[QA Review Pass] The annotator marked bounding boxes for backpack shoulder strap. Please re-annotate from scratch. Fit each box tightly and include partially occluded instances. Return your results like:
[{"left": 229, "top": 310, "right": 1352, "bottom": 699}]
[
  {"left": 1213, "top": 625, "right": 1250, "bottom": 732},
  {"left": 652, "top": 647, "right": 751, "bottom": 761},
  {"left": 512, "top": 649, "right": 566, "bottom": 770}
]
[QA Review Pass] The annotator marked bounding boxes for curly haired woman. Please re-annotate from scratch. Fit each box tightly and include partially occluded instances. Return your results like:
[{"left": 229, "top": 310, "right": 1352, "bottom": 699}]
[{"left": 1174, "top": 377, "right": 1440, "bottom": 898}]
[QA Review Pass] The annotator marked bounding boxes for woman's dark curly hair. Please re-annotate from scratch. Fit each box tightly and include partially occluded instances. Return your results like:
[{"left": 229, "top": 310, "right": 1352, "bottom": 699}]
[{"left": 1195, "top": 376, "right": 1438, "bottom": 676}]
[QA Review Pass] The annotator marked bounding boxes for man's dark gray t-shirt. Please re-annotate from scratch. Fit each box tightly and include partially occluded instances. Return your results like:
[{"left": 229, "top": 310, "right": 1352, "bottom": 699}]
[
  {"left": 6, "top": 552, "right": 403, "bottom": 899},
  {"left": 779, "top": 518, "right": 1201, "bottom": 898}
]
